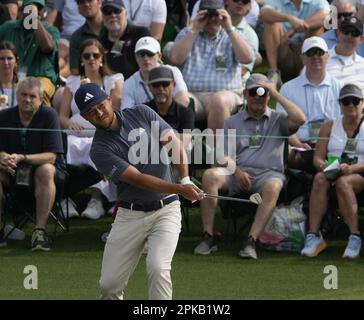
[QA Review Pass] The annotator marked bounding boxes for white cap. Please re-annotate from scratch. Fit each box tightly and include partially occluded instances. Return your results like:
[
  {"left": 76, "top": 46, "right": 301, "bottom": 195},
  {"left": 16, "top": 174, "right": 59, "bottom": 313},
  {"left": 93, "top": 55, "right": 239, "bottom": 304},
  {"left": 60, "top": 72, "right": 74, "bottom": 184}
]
[
  {"left": 301, "top": 36, "right": 328, "bottom": 54},
  {"left": 135, "top": 36, "right": 161, "bottom": 54}
]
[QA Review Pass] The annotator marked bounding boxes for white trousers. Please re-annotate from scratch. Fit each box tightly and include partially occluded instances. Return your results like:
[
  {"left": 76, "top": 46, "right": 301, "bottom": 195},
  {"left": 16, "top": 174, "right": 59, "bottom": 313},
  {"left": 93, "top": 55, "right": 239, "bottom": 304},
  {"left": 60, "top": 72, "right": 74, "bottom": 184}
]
[{"left": 99, "top": 200, "right": 181, "bottom": 300}]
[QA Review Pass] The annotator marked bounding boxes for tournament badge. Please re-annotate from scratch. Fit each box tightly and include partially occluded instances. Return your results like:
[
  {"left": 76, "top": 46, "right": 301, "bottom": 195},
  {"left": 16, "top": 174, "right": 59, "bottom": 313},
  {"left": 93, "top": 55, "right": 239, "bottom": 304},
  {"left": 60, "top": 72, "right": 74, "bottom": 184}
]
[
  {"left": 111, "top": 40, "right": 125, "bottom": 57},
  {"left": 308, "top": 121, "right": 322, "bottom": 142},
  {"left": 215, "top": 55, "right": 227, "bottom": 71},
  {"left": 344, "top": 138, "right": 358, "bottom": 154},
  {"left": 249, "top": 135, "right": 262, "bottom": 149},
  {"left": 0, "top": 95, "right": 8, "bottom": 109}
]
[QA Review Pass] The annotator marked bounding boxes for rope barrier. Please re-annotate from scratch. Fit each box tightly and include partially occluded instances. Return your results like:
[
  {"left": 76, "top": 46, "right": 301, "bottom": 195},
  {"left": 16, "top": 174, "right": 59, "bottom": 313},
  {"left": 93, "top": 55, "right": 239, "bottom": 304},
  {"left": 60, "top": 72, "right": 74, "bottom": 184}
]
[{"left": 0, "top": 126, "right": 361, "bottom": 142}]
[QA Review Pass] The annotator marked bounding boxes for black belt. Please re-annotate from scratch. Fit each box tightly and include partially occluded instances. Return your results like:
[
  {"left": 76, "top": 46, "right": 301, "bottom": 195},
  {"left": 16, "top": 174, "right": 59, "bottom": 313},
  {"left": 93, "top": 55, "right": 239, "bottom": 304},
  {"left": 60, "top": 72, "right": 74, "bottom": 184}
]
[{"left": 119, "top": 195, "right": 179, "bottom": 212}]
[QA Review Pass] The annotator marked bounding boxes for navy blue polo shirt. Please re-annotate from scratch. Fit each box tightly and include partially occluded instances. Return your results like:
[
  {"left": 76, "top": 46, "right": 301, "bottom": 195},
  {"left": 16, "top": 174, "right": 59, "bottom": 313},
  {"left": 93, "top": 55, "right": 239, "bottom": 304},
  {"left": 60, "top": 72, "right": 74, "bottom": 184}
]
[{"left": 0, "top": 105, "right": 63, "bottom": 161}]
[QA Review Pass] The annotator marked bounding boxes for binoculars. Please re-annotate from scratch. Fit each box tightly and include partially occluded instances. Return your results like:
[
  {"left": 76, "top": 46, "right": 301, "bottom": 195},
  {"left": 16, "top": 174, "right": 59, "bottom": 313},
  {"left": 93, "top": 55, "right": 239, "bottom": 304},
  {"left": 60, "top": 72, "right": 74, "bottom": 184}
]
[{"left": 206, "top": 9, "right": 219, "bottom": 17}]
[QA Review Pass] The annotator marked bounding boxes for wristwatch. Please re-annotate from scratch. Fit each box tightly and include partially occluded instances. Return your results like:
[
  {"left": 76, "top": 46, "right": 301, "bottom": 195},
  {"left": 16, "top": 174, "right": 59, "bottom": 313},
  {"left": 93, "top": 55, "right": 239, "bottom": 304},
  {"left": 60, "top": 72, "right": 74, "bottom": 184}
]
[
  {"left": 188, "top": 27, "right": 198, "bottom": 35},
  {"left": 226, "top": 26, "right": 236, "bottom": 34}
]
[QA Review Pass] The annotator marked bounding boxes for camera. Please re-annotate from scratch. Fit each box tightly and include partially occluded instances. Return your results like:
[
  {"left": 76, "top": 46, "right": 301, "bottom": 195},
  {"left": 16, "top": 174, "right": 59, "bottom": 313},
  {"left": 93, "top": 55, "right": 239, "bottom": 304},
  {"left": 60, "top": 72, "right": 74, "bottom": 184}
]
[
  {"left": 206, "top": 9, "right": 219, "bottom": 17},
  {"left": 15, "top": 162, "right": 33, "bottom": 187}
]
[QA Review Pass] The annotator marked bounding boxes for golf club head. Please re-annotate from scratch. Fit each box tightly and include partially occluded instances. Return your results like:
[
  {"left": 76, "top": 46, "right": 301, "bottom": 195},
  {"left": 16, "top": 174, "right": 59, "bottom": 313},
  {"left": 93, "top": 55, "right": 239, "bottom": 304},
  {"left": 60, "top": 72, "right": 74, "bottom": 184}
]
[{"left": 249, "top": 193, "right": 262, "bottom": 205}]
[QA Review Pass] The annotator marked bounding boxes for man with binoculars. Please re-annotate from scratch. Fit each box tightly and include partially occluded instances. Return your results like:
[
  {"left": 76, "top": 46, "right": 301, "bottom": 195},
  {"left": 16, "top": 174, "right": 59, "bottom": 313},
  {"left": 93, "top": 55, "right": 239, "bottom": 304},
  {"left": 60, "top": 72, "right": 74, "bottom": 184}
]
[{"left": 169, "top": 0, "right": 254, "bottom": 133}]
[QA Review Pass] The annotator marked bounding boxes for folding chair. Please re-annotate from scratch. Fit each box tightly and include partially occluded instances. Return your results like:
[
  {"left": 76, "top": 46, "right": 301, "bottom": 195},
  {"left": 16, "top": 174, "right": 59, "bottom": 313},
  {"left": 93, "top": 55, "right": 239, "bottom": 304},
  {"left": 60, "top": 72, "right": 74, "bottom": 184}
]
[
  {"left": 2, "top": 163, "right": 69, "bottom": 239},
  {"left": 2, "top": 132, "right": 103, "bottom": 241}
]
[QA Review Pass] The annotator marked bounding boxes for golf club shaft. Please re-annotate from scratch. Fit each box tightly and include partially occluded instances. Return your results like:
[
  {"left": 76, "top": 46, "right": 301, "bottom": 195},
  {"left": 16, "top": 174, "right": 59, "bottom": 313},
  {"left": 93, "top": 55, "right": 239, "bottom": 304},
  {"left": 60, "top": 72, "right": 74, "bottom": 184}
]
[{"left": 203, "top": 193, "right": 255, "bottom": 203}]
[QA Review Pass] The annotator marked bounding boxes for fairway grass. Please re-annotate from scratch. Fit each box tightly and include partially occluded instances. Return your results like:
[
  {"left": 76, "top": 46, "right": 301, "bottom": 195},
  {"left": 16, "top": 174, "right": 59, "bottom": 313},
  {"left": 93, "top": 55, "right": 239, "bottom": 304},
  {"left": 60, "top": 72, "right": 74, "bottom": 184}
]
[{"left": 0, "top": 210, "right": 363, "bottom": 300}]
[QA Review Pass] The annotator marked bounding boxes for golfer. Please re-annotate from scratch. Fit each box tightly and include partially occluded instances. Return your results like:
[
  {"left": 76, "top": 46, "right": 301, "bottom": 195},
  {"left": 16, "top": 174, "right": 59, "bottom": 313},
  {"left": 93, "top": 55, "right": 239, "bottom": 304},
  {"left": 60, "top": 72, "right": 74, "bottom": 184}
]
[{"left": 75, "top": 83, "right": 202, "bottom": 300}]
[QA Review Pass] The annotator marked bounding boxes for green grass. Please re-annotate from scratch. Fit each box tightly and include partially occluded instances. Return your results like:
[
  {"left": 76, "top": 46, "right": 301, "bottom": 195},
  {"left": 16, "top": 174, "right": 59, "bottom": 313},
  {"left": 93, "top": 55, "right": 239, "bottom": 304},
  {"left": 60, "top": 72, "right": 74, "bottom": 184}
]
[{"left": 1, "top": 208, "right": 364, "bottom": 300}]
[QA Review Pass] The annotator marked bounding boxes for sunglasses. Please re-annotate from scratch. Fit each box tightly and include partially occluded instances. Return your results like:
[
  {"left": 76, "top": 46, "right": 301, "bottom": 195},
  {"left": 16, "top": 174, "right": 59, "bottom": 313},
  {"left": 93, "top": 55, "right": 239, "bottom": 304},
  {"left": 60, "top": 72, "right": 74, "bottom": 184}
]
[
  {"left": 233, "top": 0, "right": 251, "bottom": 4},
  {"left": 340, "top": 28, "right": 361, "bottom": 37},
  {"left": 340, "top": 96, "right": 362, "bottom": 106},
  {"left": 82, "top": 52, "right": 101, "bottom": 60},
  {"left": 338, "top": 12, "right": 353, "bottom": 19},
  {"left": 150, "top": 82, "right": 172, "bottom": 89},
  {"left": 102, "top": 7, "right": 122, "bottom": 16},
  {"left": 136, "top": 50, "right": 156, "bottom": 58},
  {"left": 248, "top": 87, "right": 268, "bottom": 97},
  {"left": 304, "top": 48, "right": 326, "bottom": 57}
]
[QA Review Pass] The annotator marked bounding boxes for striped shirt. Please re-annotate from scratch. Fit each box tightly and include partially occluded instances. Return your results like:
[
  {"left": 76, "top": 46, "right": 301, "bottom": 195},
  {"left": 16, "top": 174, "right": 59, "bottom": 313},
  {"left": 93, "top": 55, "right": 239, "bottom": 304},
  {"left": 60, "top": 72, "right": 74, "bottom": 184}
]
[{"left": 174, "top": 27, "right": 252, "bottom": 92}]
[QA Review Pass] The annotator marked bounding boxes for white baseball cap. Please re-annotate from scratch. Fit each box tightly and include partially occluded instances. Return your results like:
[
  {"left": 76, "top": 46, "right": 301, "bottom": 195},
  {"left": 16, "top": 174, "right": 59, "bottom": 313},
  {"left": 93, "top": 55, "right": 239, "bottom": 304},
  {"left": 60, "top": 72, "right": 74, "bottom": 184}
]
[
  {"left": 301, "top": 36, "right": 328, "bottom": 54},
  {"left": 135, "top": 36, "right": 161, "bottom": 54}
]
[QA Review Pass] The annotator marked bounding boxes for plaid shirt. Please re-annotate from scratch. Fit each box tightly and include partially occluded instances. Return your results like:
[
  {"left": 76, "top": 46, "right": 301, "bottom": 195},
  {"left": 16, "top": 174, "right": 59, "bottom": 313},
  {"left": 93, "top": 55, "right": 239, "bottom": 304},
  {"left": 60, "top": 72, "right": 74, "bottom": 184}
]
[{"left": 174, "top": 27, "right": 250, "bottom": 92}]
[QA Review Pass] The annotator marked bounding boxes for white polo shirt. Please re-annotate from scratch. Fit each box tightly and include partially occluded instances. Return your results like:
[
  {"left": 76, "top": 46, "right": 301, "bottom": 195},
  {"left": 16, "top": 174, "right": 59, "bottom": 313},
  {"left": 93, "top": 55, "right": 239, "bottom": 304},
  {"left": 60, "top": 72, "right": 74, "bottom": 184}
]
[
  {"left": 277, "top": 72, "right": 342, "bottom": 142},
  {"left": 326, "top": 47, "right": 364, "bottom": 91},
  {"left": 124, "top": 0, "right": 167, "bottom": 28}
]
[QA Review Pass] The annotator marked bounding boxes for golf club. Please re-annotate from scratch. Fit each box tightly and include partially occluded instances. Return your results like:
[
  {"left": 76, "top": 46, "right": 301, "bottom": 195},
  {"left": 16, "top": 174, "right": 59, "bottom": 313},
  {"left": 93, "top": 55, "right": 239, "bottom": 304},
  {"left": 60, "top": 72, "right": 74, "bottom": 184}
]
[{"left": 201, "top": 192, "right": 262, "bottom": 205}]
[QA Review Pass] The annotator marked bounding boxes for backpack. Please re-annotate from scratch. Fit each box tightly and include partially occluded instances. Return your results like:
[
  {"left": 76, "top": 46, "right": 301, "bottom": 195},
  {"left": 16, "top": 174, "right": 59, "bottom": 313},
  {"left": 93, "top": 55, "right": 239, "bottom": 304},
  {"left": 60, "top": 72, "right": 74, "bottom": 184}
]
[{"left": 259, "top": 197, "right": 306, "bottom": 252}]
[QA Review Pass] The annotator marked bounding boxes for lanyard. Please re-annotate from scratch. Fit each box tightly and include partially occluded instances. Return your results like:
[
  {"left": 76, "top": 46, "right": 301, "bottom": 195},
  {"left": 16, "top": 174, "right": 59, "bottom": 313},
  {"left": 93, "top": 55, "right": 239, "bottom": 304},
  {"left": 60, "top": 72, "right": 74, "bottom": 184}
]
[
  {"left": 128, "top": 0, "right": 145, "bottom": 21},
  {"left": 21, "top": 27, "right": 36, "bottom": 63},
  {"left": 140, "top": 81, "right": 153, "bottom": 101},
  {"left": 348, "top": 116, "right": 364, "bottom": 140},
  {"left": 139, "top": 72, "right": 153, "bottom": 101}
]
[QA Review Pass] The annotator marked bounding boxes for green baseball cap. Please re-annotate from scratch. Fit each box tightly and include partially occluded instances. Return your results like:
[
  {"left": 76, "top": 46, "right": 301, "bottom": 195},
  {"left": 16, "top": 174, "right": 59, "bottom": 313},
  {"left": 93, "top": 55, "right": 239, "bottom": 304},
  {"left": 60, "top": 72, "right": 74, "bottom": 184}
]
[{"left": 23, "top": 0, "right": 45, "bottom": 8}]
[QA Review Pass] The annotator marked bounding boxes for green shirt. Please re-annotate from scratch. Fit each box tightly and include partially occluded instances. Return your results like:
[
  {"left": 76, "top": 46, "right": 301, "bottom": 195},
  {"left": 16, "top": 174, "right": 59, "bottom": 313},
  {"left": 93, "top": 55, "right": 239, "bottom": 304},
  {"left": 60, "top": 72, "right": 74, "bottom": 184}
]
[{"left": 0, "top": 20, "right": 60, "bottom": 85}]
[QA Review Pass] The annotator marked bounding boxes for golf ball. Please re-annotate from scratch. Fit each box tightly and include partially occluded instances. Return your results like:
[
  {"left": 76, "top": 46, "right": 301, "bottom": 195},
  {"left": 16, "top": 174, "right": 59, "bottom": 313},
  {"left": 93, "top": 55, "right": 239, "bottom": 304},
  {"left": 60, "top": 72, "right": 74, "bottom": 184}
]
[{"left": 256, "top": 87, "right": 265, "bottom": 96}]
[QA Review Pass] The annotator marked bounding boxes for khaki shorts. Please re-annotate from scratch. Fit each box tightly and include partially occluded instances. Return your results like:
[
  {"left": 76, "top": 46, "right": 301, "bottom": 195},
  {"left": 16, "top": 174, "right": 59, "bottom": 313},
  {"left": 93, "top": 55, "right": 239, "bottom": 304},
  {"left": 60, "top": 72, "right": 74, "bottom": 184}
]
[
  {"left": 226, "top": 168, "right": 286, "bottom": 195},
  {"left": 277, "top": 41, "right": 303, "bottom": 81},
  {"left": 189, "top": 89, "right": 245, "bottom": 121}
]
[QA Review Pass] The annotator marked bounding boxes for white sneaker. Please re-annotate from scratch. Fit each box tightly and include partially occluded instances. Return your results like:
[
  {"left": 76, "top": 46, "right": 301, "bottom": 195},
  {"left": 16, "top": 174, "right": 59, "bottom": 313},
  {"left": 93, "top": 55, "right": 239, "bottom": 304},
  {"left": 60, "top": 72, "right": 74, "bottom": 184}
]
[
  {"left": 342, "top": 234, "right": 362, "bottom": 259},
  {"left": 4, "top": 224, "right": 25, "bottom": 240},
  {"left": 61, "top": 198, "right": 79, "bottom": 218},
  {"left": 81, "top": 198, "right": 105, "bottom": 220},
  {"left": 301, "top": 232, "right": 327, "bottom": 257}
]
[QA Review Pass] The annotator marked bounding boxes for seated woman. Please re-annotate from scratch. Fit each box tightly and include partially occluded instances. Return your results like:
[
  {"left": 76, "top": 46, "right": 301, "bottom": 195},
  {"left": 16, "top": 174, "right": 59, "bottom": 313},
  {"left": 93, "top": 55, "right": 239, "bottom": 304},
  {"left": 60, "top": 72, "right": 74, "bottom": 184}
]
[
  {"left": 301, "top": 84, "right": 364, "bottom": 259},
  {"left": 59, "top": 38, "right": 123, "bottom": 219},
  {"left": 0, "top": 41, "right": 19, "bottom": 109}
]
